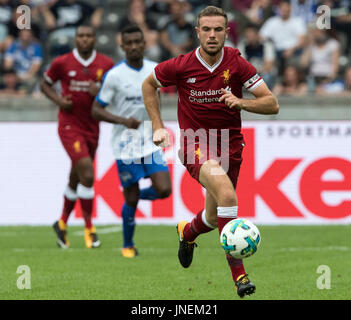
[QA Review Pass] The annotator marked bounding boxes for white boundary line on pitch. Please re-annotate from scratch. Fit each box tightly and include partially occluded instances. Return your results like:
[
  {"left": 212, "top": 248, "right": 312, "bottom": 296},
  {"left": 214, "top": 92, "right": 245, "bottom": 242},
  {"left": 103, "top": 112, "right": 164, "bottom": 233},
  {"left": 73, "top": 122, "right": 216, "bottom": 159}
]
[
  {"left": 72, "top": 225, "right": 122, "bottom": 236},
  {"left": 11, "top": 245, "right": 350, "bottom": 253},
  {"left": 277, "top": 246, "right": 350, "bottom": 252}
]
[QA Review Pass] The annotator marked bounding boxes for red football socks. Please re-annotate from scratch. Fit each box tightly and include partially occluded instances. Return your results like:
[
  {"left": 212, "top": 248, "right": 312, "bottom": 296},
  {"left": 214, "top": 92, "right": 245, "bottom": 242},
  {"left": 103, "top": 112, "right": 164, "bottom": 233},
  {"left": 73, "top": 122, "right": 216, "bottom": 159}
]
[
  {"left": 77, "top": 184, "right": 94, "bottom": 229},
  {"left": 183, "top": 210, "right": 214, "bottom": 242},
  {"left": 217, "top": 207, "right": 246, "bottom": 282},
  {"left": 80, "top": 198, "right": 93, "bottom": 229},
  {"left": 60, "top": 196, "right": 76, "bottom": 224},
  {"left": 60, "top": 186, "right": 78, "bottom": 224}
]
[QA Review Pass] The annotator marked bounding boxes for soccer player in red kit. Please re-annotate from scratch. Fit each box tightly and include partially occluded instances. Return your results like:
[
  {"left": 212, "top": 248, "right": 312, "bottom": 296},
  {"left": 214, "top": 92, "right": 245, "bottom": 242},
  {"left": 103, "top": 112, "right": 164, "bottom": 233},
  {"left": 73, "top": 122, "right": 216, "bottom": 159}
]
[
  {"left": 40, "top": 25, "right": 114, "bottom": 249},
  {"left": 142, "top": 6, "right": 279, "bottom": 297}
]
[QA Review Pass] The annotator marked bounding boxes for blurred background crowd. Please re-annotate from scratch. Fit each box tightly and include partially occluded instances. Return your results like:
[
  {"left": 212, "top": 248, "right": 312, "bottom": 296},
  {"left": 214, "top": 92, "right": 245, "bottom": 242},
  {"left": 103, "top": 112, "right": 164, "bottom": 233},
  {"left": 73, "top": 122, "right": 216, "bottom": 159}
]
[{"left": 0, "top": 0, "right": 351, "bottom": 98}]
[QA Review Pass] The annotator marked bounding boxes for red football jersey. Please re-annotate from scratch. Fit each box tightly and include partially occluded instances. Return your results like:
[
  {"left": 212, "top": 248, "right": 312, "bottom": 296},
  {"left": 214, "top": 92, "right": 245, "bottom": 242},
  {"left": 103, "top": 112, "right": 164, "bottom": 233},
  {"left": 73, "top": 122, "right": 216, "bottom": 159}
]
[
  {"left": 154, "top": 47, "right": 264, "bottom": 155},
  {"left": 45, "top": 49, "right": 114, "bottom": 137}
]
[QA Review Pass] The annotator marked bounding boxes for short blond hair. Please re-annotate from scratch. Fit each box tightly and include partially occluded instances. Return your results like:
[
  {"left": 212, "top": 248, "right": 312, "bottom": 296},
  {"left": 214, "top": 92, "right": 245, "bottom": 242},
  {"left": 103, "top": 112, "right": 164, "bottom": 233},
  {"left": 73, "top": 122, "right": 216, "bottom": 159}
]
[{"left": 197, "top": 6, "right": 228, "bottom": 27}]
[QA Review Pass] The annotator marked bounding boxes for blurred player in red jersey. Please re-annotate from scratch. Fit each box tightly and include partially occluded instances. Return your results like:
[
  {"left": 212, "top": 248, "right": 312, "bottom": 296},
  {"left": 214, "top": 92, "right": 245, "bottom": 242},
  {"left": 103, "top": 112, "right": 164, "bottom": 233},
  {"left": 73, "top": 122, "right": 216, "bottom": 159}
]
[
  {"left": 40, "top": 25, "right": 114, "bottom": 249},
  {"left": 142, "top": 6, "right": 279, "bottom": 297}
]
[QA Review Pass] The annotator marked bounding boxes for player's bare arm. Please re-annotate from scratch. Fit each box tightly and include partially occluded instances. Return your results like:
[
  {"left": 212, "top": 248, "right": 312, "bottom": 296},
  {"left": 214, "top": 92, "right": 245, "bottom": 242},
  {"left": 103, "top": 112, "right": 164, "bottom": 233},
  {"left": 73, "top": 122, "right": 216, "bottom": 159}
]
[
  {"left": 142, "top": 73, "right": 171, "bottom": 148},
  {"left": 219, "top": 83, "right": 279, "bottom": 115},
  {"left": 40, "top": 79, "right": 73, "bottom": 111},
  {"left": 91, "top": 100, "right": 141, "bottom": 129}
]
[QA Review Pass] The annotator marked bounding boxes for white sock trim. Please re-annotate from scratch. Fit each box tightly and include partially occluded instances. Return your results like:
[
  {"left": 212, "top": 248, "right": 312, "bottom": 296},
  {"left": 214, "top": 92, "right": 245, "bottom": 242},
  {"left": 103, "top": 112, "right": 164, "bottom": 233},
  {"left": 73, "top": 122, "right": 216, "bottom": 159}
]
[
  {"left": 217, "top": 206, "right": 238, "bottom": 218},
  {"left": 77, "top": 184, "right": 94, "bottom": 200},
  {"left": 201, "top": 210, "right": 215, "bottom": 229},
  {"left": 64, "top": 185, "right": 78, "bottom": 201}
]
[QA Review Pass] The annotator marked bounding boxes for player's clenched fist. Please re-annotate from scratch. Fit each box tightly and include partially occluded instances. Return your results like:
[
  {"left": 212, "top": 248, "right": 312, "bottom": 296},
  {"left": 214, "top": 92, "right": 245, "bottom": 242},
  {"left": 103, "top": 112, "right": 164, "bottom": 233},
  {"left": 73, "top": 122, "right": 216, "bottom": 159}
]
[
  {"left": 87, "top": 80, "right": 101, "bottom": 97},
  {"left": 58, "top": 94, "right": 73, "bottom": 111},
  {"left": 218, "top": 88, "right": 243, "bottom": 110},
  {"left": 153, "top": 128, "right": 171, "bottom": 148}
]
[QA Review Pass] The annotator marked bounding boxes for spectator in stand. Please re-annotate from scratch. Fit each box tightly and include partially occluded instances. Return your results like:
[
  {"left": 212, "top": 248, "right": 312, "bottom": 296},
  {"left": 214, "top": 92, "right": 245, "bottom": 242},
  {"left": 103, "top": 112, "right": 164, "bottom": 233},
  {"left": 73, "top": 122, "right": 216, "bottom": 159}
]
[
  {"left": 146, "top": 0, "right": 175, "bottom": 31},
  {"left": 146, "top": 0, "right": 172, "bottom": 16},
  {"left": 315, "top": 66, "right": 351, "bottom": 96},
  {"left": 260, "top": 0, "right": 307, "bottom": 75},
  {"left": 3, "top": 28, "right": 43, "bottom": 93},
  {"left": 0, "top": 0, "right": 18, "bottom": 54},
  {"left": 160, "top": 0, "right": 195, "bottom": 59},
  {"left": 116, "top": 0, "right": 161, "bottom": 62},
  {"left": 0, "top": 67, "right": 26, "bottom": 97},
  {"left": 46, "top": 0, "right": 104, "bottom": 30},
  {"left": 0, "top": 23, "right": 7, "bottom": 56},
  {"left": 43, "top": 0, "right": 104, "bottom": 56},
  {"left": 227, "top": 18, "right": 239, "bottom": 47},
  {"left": 231, "top": 0, "right": 277, "bottom": 32},
  {"left": 321, "top": 0, "right": 351, "bottom": 55},
  {"left": 273, "top": 65, "right": 308, "bottom": 96},
  {"left": 7, "top": 1, "right": 42, "bottom": 42},
  {"left": 245, "top": 0, "right": 276, "bottom": 28},
  {"left": 290, "top": 0, "right": 318, "bottom": 26},
  {"left": 237, "top": 24, "right": 276, "bottom": 89},
  {"left": 300, "top": 27, "right": 340, "bottom": 89},
  {"left": 187, "top": 0, "right": 211, "bottom": 16},
  {"left": 16, "top": 0, "right": 55, "bottom": 41},
  {"left": 0, "top": 0, "right": 15, "bottom": 27}
]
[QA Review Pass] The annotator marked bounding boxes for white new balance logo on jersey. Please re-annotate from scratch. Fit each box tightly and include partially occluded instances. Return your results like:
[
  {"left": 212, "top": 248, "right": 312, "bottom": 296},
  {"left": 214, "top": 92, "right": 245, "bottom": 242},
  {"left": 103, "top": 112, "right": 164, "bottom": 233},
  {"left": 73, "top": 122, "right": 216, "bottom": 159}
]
[{"left": 187, "top": 78, "right": 196, "bottom": 83}]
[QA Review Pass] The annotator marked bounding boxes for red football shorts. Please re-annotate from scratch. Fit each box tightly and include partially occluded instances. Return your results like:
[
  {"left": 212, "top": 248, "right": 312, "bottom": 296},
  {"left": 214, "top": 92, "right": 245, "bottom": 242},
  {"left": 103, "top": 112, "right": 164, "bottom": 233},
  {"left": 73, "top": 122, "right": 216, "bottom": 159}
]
[
  {"left": 178, "top": 142, "right": 243, "bottom": 189},
  {"left": 58, "top": 124, "right": 98, "bottom": 164}
]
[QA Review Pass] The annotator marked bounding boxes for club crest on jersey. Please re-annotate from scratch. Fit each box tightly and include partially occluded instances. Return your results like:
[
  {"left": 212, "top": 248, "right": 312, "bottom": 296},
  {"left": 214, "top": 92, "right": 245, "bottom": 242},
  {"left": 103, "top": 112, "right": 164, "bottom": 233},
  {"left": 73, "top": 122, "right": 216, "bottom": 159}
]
[
  {"left": 195, "top": 147, "right": 203, "bottom": 160},
  {"left": 96, "top": 68, "right": 104, "bottom": 81},
  {"left": 221, "top": 69, "right": 231, "bottom": 84},
  {"left": 73, "top": 141, "right": 81, "bottom": 153}
]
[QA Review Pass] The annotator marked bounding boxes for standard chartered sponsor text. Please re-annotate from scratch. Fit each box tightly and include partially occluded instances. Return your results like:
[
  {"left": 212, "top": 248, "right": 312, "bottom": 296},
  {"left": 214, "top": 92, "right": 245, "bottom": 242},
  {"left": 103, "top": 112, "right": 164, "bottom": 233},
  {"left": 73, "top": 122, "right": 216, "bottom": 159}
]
[{"left": 189, "top": 89, "right": 222, "bottom": 103}]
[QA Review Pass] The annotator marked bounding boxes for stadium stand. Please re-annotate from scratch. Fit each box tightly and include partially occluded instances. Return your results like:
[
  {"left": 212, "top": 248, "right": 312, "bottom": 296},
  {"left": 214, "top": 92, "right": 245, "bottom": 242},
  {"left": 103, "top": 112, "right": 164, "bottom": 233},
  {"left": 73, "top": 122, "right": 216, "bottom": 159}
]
[{"left": 0, "top": 0, "right": 350, "bottom": 101}]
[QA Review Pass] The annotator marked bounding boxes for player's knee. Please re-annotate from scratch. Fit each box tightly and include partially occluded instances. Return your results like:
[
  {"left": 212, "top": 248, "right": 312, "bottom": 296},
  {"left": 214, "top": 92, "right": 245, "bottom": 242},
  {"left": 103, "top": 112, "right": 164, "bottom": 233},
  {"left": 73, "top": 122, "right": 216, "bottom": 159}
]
[
  {"left": 125, "top": 193, "right": 139, "bottom": 207},
  {"left": 218, "top": 189, "right": 237, "bottom": 207},
  {"left": 80, "top": 171, "right": 94, "bottom": 187},
  {"left": 155, "top": 185, "right": 172, "bottom": 199},
  {"left": 125, "top": 198, "right": 138, "bottom": 208}
]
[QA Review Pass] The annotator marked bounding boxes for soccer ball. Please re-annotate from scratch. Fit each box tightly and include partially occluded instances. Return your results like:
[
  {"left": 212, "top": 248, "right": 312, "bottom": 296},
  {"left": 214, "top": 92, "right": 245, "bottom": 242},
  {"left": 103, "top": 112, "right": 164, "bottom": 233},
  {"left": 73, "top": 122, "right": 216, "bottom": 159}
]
[{"left": 220, "top": 218, "right": 261, "bottom": 259}]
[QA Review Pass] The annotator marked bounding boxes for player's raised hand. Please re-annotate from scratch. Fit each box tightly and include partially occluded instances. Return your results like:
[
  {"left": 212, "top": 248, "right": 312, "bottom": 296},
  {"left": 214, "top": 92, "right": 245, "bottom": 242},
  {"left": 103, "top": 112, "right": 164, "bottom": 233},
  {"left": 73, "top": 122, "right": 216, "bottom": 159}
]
[
  {"left": 153, "top": 128, "right": 171, "bottom": 148},
  {"left": 124, "top": 117, "right": 141, "bottom": 129},
  {"left": 59, "top": 94, "right": 73, "bottom": 111},
  {"left": 219, "top": 88, "right": 243, "bottom": 110}
]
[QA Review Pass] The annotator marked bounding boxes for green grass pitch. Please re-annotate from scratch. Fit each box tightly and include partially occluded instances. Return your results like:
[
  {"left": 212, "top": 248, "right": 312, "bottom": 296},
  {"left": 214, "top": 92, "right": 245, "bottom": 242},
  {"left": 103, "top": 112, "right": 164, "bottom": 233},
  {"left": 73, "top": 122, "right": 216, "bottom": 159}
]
[{"left": 1, "top": 224, "right": 350, "bottom": 300}]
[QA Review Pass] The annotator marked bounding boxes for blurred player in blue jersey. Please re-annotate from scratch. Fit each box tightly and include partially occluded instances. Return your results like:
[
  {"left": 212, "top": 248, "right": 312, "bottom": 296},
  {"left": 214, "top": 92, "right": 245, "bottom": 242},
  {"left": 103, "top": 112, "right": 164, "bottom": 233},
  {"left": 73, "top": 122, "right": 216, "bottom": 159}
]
[{"left": 92, "top": 25, "right": 171, "bottom": 258}]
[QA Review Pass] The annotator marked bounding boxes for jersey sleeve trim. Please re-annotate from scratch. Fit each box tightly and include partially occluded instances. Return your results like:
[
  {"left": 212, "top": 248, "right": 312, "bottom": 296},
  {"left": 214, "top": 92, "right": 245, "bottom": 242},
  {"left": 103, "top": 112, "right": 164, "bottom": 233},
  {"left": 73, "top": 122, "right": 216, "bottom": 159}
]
[
  {"left": 244, "top": 74, "right": 264, "bottom": 92},
  {"left": 95, "top": 95, "right": 109, "bottom": 107},
  {"left": 44, "top": 73, "right": 54, "bottom": 85},
  {"left": 152, "top": 69, "right": 163, "bottom": 87}
]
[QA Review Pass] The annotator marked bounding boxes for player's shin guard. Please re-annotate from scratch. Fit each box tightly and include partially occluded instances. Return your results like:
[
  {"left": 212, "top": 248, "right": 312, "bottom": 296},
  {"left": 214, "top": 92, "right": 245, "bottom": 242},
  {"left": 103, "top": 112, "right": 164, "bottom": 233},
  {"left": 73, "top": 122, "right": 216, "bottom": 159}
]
[
  {"left": 183, "top": 209, "right": 215, "bottom": 242},
  {"left": 77, "top": 184, "right": 94, "bottom": 229},
  {"left": 217, "top": 206, "right": 246, "bottom": 282},
  {"left": 139, "top": 186, "right": 159, "bottom": 200},
  {"left": 122, "top": 203, "right": 136, "bottom": 248},
  {"left": 60, "top": 185, "right": 78, "bottom": 224}
]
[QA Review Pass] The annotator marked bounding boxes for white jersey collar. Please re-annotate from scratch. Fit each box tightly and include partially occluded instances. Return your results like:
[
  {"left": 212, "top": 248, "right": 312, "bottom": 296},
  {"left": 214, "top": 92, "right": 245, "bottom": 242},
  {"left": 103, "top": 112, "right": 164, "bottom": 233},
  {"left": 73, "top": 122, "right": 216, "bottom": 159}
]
[
  {"left": 195, "top": 47, "right": 224, "bottom": 73},
  {"left": 73, "top": 48, "right": 97, "bottom": 67}
]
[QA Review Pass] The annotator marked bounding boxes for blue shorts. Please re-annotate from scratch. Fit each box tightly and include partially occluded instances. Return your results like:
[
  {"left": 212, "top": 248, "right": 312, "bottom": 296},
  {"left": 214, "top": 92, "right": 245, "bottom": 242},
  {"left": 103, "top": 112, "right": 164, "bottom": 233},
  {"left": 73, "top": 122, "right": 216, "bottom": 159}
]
[{"left": 116, "top": 150, "right": 169, "bottom": 188}]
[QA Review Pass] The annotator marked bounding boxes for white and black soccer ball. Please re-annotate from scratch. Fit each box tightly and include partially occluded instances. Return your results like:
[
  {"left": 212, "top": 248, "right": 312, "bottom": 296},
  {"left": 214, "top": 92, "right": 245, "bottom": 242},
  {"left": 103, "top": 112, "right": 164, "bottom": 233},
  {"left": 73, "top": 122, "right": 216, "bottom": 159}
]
[{"left": 220, "top": 218, "right": 261, "bottom": 259}]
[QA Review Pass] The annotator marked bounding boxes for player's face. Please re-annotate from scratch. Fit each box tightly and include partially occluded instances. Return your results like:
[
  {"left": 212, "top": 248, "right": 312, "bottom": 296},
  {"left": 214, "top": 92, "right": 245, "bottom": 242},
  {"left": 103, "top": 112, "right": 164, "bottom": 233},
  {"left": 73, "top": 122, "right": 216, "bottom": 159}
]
[
  {"left": 196, "top": 16, "right": 229, "bottom": 56},
  {"left": 75, "top": 27, "right": 96, "bottom": 54},
  {"left": 121, "top": 32, "right": 145, "bottom": 62}
]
